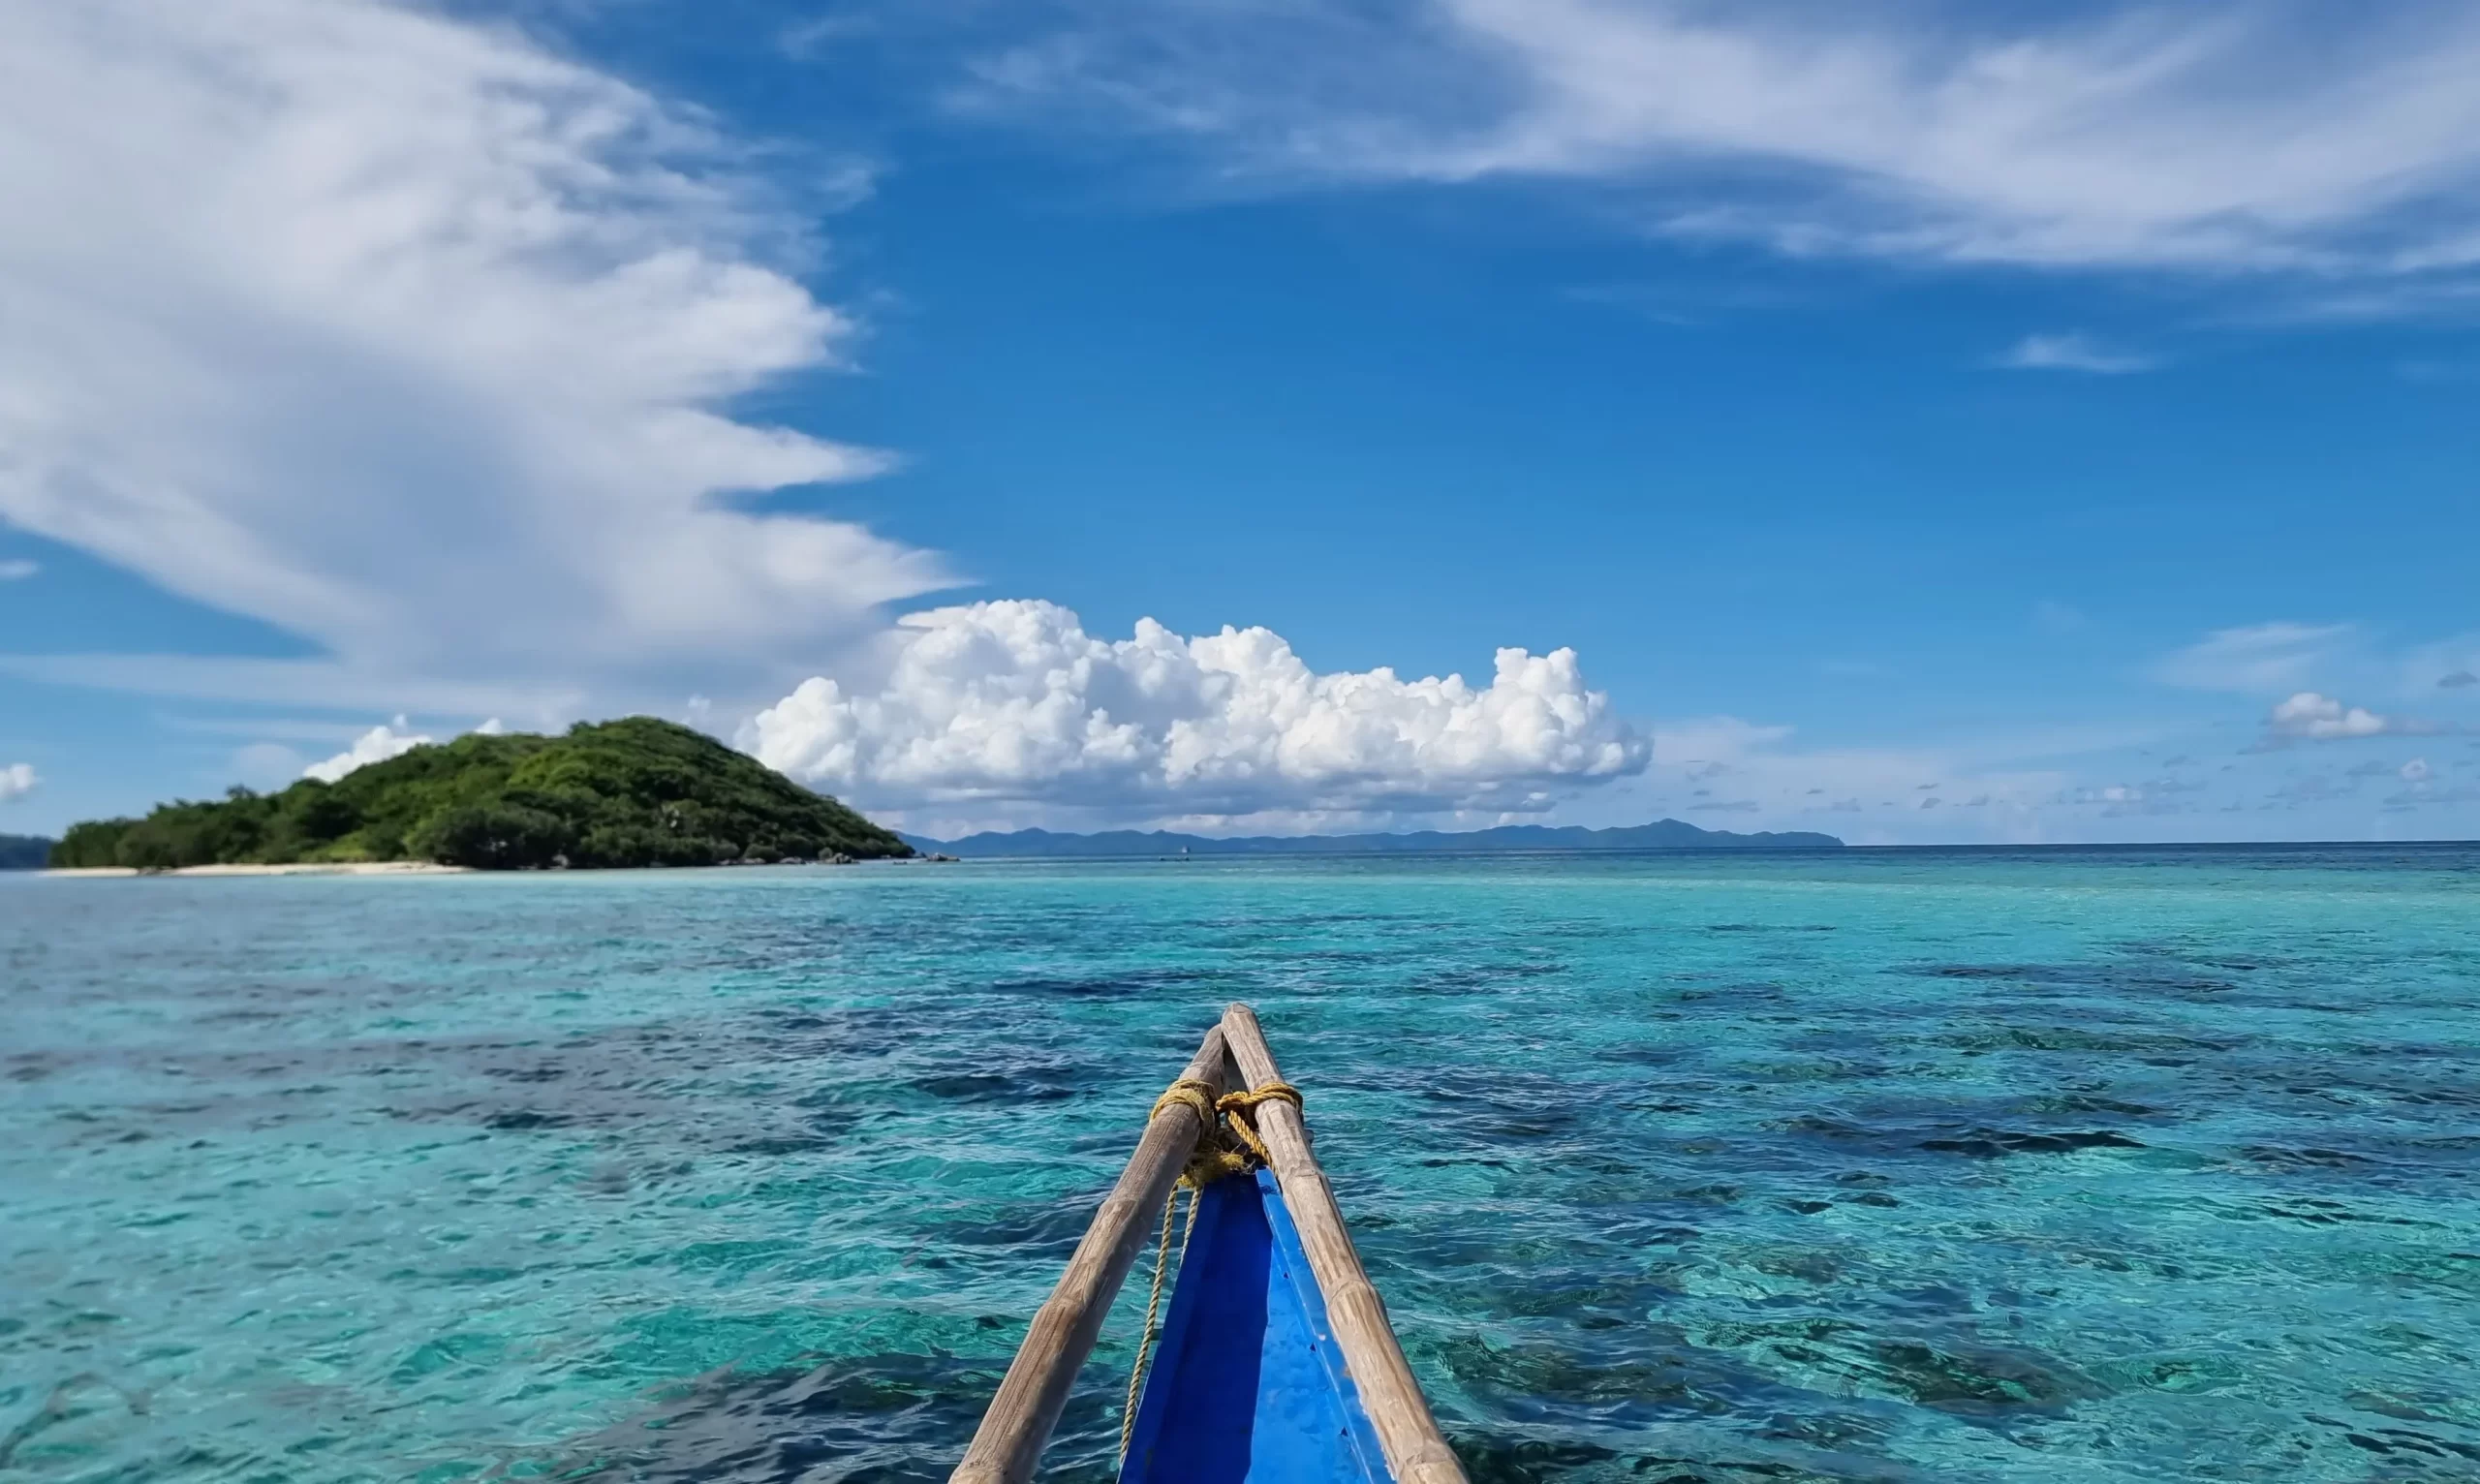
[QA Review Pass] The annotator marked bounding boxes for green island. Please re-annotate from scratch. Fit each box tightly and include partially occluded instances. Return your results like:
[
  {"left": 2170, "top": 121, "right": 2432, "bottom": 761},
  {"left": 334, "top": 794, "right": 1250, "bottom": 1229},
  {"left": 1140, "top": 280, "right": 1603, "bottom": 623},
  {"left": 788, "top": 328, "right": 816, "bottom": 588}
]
[{"left": 49, "top": 717, "right": 910, "bottom": 871}]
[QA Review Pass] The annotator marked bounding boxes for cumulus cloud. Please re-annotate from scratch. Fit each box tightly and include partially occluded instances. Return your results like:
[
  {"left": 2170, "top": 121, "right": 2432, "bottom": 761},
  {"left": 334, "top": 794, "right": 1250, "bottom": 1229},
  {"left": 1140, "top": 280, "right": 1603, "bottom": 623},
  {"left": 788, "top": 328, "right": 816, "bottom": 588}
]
[
  {"left": 2264, "top": 691, "right": 2423, "bottom": 741},
  {"left": 303, "top": 720, "right": 434, "bottom": 784},
  {"left": 0, "top": 0, "right": 948, "bottom": 709},
  {"left": 2444, "top": 671, "right": 2480, "bottom": 689},
  {"left": 1995, "top": 334, "right": 2157, "bottom": 374},
  {"left": 2402, "top": 757, "right": 2434, "bottom": 783},
  {"left": 0, "top": 762, "right": 35, "bottom": 802},
  {"left": 745, "top": 601, "right": 1648, "bottom": 823},
  {"left": 949, "top": 1, "right": 2480, "bottom": 280}
]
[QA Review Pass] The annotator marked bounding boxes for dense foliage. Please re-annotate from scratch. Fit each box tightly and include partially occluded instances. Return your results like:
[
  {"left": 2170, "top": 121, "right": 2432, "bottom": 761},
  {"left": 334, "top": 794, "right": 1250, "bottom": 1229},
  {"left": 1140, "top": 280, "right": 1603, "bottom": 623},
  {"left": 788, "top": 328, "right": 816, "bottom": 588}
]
[
  {"left": 0, "top": 833, "right": 54, "bottom": 870},
  {"left": 47, "top": 718, "right": 909, "bottom": 871}
]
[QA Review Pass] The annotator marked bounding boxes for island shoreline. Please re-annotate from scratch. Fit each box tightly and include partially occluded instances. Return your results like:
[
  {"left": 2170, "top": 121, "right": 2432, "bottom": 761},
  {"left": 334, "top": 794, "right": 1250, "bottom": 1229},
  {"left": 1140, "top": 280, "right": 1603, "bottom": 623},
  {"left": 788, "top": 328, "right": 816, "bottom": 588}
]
[{"left": 46, "top": 861, "right": 474, "bottom": 879}]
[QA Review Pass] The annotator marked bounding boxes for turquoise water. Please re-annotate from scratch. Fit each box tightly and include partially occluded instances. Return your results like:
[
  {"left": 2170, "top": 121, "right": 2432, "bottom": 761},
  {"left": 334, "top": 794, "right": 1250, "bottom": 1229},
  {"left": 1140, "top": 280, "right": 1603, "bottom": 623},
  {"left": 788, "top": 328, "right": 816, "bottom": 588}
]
[{"left": 3, "top": 847, "right": 2478, "bottom": 1484}]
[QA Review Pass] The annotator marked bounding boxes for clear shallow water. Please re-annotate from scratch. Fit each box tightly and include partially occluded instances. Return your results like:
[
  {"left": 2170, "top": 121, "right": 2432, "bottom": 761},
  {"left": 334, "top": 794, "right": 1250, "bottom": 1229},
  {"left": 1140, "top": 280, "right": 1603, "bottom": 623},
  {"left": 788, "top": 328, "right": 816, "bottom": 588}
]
[{"left": 3, "top": 846, "right": 2478, "bottom": 1484}]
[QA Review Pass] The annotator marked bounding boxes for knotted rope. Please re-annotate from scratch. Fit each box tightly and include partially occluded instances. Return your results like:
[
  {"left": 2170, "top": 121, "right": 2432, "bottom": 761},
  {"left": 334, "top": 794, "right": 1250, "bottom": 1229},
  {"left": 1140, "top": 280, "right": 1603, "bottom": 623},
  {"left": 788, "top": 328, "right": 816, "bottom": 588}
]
[
  {"left": 1117, "top": 1077, "right": 1306, "bottom": 1464},
  {"left": 1213, "top": 1081, "right": 1301, "bottom": 1167}
]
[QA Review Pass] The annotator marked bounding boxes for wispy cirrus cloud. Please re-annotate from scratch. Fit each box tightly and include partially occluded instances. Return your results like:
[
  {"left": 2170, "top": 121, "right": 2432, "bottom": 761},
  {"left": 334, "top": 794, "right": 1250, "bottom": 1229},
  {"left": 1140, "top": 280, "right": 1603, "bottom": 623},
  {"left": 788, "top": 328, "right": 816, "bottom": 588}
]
[
  {"left": 946, "top": 0, "right": 2480, "bottom": 291},
  {"left": 1995, "top": 334, "right": 2158, "bottom": 374},
  {"left": 0, "top": 0, "right": 951, "bottom": 715},
  {"left": 2153, "top": 622, "right": 2355, "bottom": 693}
]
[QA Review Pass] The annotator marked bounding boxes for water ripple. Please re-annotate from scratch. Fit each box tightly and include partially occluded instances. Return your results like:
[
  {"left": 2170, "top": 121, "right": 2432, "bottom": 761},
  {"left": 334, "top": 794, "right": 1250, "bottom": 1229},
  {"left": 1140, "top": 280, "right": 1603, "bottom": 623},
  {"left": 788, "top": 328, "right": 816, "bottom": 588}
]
[{"left": 3, "top": 848, "right": 2476, "bottom": 1482}]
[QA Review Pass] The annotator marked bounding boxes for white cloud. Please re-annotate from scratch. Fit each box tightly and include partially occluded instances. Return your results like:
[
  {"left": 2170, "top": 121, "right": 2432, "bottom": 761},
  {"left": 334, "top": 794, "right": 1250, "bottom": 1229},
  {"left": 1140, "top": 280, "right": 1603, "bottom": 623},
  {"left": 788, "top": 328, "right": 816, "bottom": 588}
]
[
  {"left": 955, "top": 1, "right": 2480, "bottom": 281},
  {"left": 744, "top": 600, "right": 1648, "bottom": 823},
  {"left": 0, "top": 0, "right": 949, "bottom": 708},
  {"left": 0, "top": 655, "right": 573, "bottom": 719},
  {"left": 2154, "top": 622, "right": 2351, "bottom": 693},
  {"left": 2265, "top": 691, "right": 2408, "bottom": 741},
  {"left": 1995, "top": 334, "right": 2157, "bottom": 374},
  {"left": 0, "top": 559, "right": 36, "bottom": 581},
  {"left": 0, "top": 762, "right": 35, "bottom": 802},
  {"left": 2402, "top": 757, "right": 2433, "bottom": 783},
  {"left": 231, "top": 742, "right": 308, "bottom": 790},
  {"left": 303, "top": 719, "right": 433, "bottom": 784}
]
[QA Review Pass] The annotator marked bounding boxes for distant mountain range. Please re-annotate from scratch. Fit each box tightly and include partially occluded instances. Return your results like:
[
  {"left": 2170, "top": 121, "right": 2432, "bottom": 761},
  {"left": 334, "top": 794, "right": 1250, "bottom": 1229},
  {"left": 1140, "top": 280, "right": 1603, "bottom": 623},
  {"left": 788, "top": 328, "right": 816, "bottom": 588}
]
[
  {"left": 0, "top": 833, "right": 54, "bottom": 870},
  {"left": 901, "top": 819, "right": 1844, "bottom": 858}
]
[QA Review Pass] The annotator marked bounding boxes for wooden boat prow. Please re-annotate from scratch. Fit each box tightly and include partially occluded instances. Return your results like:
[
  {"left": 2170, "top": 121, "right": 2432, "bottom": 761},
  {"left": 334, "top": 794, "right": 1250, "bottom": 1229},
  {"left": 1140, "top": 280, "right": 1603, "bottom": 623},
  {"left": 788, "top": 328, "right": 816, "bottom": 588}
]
[
  {"left": 1119, "top": 1163, "right": 1390, "bottom": 1480},
  {"left": 948, "top": 1004, "right": 1467, "bottom": 1484}
]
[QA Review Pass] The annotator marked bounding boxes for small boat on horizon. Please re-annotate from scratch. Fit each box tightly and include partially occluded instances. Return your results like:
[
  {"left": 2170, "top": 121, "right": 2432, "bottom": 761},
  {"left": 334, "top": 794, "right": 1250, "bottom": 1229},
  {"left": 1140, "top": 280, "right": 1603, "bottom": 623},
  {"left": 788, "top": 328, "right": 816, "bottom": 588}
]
[{"left": 948, "top": 1004, "right": 1466, "bottom": 1484}]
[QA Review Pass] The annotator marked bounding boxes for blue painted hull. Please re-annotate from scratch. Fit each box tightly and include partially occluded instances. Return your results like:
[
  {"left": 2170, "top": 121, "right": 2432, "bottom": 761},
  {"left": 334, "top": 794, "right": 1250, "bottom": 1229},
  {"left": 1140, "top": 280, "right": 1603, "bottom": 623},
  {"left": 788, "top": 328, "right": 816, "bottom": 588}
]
[{"left": 1118, "top": 1169, "right": 1394, "bottom": 1484}]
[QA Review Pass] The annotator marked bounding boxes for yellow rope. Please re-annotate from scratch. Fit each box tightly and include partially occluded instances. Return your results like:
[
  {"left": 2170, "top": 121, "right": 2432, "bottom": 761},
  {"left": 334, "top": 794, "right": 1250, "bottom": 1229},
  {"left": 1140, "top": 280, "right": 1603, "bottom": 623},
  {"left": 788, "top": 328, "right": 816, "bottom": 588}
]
[
  {"left": 1118, "top": 1181, "right": 1192, "bottom": 1463},
  {"left": 1149, "top": 1078, "right": 1218, "bottom": 1130},
  {"left": 1214, "top": 1081, "right": 1301, "bottom": 1166},
  {"left": 1116, "top": 1079, "right": 1306, "bottom": 1468}
]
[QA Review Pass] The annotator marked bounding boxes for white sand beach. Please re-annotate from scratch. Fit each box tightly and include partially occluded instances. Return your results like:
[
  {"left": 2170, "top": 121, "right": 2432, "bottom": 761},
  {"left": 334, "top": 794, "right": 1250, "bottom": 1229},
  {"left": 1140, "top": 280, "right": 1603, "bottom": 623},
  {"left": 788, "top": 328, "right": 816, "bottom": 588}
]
[{"left": 45, "top": 861, "right": 471, "bottom": 879}]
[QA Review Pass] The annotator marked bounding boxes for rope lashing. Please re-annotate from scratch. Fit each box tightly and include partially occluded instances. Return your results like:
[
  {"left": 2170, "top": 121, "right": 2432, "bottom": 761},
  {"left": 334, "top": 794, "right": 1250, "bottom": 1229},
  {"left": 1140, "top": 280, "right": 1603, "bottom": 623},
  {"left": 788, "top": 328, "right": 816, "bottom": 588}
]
[
  {"left": 1212, "top": 1081, "right": 1301, "bottom": 1168},
  {"left": 1119, "top": 1078, "right": 1307, "bottom": 1466},
  {"left": 1147, "top": 1079, "right": 1243, "bottom": 1187}
]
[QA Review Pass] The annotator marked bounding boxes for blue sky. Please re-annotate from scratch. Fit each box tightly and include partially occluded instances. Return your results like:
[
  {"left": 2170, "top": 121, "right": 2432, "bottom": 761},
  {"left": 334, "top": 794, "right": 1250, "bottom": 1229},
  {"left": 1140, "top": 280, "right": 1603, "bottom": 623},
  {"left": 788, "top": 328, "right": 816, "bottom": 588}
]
[{"left": 3, "top": 0, "right": 2478, "bottom": 843}]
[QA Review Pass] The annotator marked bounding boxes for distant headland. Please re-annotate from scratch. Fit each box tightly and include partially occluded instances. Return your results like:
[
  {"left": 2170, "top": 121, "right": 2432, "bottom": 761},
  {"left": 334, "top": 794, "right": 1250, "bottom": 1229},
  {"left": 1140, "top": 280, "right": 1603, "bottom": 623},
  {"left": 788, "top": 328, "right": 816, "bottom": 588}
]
[
  {"left": 44, "top": 718, "right": 910, "bottom": 872},
  {"left": 900, "top": 819, "right": 1845, "bottom": 858}
]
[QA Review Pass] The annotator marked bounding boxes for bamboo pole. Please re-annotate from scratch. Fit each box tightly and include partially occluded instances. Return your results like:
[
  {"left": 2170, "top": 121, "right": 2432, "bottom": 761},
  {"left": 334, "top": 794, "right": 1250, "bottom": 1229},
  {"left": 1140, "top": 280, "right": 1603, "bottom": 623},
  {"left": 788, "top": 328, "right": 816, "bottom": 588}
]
[
  {"left": 1219, "top": 1003, "right": 1469, "bottom": 1484},
  {"left": 948, "top": 1026, "right": 1232, "bottom": 1484}
]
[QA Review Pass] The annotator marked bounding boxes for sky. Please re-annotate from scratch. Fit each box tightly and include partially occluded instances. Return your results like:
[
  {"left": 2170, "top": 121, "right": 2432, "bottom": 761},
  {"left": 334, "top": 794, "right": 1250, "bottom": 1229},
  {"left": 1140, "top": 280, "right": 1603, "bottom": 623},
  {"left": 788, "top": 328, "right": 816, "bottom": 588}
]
[{"left": 2, "top": 0, "right": 2478, "bottom": 845}]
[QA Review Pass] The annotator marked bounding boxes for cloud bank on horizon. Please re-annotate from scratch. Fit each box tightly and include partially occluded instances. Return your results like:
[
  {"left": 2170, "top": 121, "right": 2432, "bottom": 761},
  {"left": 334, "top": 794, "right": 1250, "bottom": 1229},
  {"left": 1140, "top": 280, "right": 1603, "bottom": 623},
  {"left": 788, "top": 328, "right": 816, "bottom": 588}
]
[{"left": 746, "top": 601, "right": 1649, "bottom": 825}]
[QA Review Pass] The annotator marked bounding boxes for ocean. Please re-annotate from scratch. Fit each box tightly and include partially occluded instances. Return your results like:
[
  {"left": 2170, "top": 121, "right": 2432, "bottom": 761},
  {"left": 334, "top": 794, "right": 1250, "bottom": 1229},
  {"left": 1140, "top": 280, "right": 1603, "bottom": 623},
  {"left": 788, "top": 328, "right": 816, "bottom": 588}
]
[{"left": 3, "top": 847, "right": 2476, "bottom": 1483}]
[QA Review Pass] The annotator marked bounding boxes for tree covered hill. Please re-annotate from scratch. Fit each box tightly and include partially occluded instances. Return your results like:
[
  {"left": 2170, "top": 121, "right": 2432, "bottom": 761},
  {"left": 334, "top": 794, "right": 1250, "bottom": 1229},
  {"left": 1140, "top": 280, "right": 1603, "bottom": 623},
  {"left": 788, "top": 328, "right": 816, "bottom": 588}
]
[{"left": 50, "top": 717, "right": 910, "bottom": 871}]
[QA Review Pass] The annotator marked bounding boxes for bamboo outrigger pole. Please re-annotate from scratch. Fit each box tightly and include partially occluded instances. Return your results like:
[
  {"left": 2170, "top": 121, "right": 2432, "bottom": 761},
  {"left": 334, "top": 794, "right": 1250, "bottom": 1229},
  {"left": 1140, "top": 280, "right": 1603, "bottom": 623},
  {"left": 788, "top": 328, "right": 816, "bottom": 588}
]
[
  {"left": 948, "top": 1025, "right": 1233, "bottom": 1484},
  {"left": 1216, "top": 1004, "right": 1467, "bottom": 1484},
  {"left": 947, "top": 1006, "right": 1467, "bottom": 1484}
]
